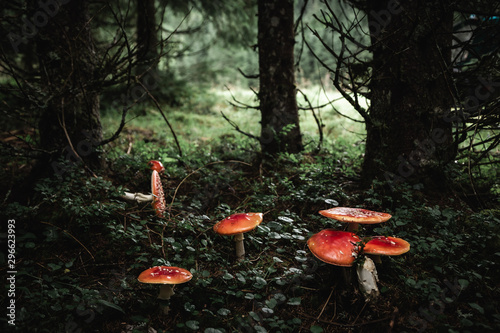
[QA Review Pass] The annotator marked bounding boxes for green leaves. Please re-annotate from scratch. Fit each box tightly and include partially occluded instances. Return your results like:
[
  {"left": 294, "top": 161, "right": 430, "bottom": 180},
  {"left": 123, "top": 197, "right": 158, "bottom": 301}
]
[
  {"left": 253, "top": 276, "right": 267, "bottom": 289},
  {"left": 96, "top": 300, "right": 125, "bottom": 314},
  {"left": 217, "top": 308, "right": 231, "bottom": 316},
  {"left": 185, "top": 320, "right": 200, "bottom": 330},
  {"left": 287, "top": 297, "right": 302, "bottom": 306},
  {"left": 310, "top": 326, "right": 324, "bottom": 333},
  {"left": 469, "top": 303, "right": 485, "bottom": 314}
]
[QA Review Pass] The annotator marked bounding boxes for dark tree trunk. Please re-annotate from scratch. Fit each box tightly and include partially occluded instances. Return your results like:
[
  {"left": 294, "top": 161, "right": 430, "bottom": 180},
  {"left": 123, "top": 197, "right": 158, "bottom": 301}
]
[
  {"left": 258, "top": 0, "right": 302, "bottom": 155},
  {"left": 36, "top": 0, "right": 103, "bottom": 177},
  {"left": 137, "top": 0, "right": 159, "bottom": 75},
  {"left": 362, "top": 0, "right": 455, "bottom": 190}
]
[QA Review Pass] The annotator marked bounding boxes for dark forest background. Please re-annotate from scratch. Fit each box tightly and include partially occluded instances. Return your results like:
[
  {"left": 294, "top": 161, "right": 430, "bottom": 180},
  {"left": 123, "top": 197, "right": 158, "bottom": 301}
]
[{"left": 1, "top": 0, "right": 499, "bottom": 332}]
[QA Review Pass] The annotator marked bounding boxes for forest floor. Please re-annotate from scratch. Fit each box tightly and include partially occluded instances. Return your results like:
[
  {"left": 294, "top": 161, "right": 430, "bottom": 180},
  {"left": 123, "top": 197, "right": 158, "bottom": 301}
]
[{"left": 1, "top": 87, "right": 499, "bottom": 332}]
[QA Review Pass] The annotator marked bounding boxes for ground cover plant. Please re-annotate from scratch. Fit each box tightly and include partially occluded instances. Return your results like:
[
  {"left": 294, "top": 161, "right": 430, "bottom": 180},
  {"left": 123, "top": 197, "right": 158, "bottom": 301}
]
[{"left": 1, "top": 84, "right": 499, "bottom": 332}]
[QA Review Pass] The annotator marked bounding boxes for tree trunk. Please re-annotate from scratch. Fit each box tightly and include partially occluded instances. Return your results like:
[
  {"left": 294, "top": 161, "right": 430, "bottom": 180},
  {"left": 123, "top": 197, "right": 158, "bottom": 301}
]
[
  {"left": 258, "top": 0, "right": 303, "bottom": 155},
  {"left": 363, "top": 0, "right": 455, "bottom": 190},
  {"left": 137, "top": 0, "right": 159, "bottom": 76},
  {"left": 36, "top": 0, "right": 103, "bottom": 177}
]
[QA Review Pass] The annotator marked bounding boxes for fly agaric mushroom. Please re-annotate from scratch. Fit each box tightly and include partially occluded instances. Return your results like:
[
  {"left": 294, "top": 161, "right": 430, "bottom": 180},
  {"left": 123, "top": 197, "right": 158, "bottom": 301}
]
[
  {"left": 307, "top": 229, "right": 398, "bottom": 299},
  {"left": 138, "top": 266, "right": 192, "bottom": 300},
  {"left": 149, "top": 160, "right": 166, "bottom": 218},
  {"left": 307, "top": 229, "right": 362, "bottom": 286},
  {"left": 319, "top": 207, "right": 392, "bottom": 232},
  {"left": 151, "top": 169, "right": 166, "bottom": 218},
  {"left": 120, "top": 160, "right": 166, "bottom": 217},
  {"left": 213, "top": 213, "right": 263, "bottom": 261},
  {"left": 356, "top": 236, "right": 411, "bottom": 298},
  {"left": 363, "top": 236, "right": 411, "bottom": 256},
  {"left": 307, "top": 229, "right": 361, "bottom": 267}
]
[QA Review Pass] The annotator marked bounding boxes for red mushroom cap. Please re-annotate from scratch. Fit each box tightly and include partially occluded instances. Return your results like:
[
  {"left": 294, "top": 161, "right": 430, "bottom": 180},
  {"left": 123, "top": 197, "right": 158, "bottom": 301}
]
[
  {"left": 151, "top": 170, "right": 166, "bottom": 218},
  {"left": 138, "top": 266, "right": 193, "bottom": 285},
  {"left": 148, "top": 160, "right": 165, "bottom": 173},
  {"left": 213, "top": 213, "right": 263, "bottom": 235},
  {"left": 319, "top": 207, "right": 392, "bottom": 224},
  {"left": 363, "top": 236, "right": 410, "bottom": 256},
  {"left": 307, "top": 230, "right": 361, "bottom": 267}
]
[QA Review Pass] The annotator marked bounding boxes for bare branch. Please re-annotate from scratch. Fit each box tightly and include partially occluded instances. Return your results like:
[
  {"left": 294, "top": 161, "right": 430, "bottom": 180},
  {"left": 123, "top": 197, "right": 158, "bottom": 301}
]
[
  {"left": 297, "top": 88, "right": 323, "bottom": 151},
  {"left": 221, "top": 111, "right": 260, "bottom": 142},
  {"left": 238, "top": 67, "right": 259, "bottom": 79},
  {"left": 136, "top": 80, "right": 183, "bottom": 157}
]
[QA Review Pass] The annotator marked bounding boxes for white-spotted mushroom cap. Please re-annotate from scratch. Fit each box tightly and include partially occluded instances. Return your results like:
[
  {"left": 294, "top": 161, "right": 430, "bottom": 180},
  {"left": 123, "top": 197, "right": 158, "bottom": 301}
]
[
  {"left": 138, "top": 266, "right": 192, "bottom": 285},
  {"left": 363, "top": 236, "right": 410, "bottom": 256},
  {"left": 319, "top": 207, "right": 392, "bottom": 224},
  {"left": 307, "top": 230, "right": 361, "bottom": 267},
  {"left": 213, "top": 213, "right": 263, "bottom": 235}
]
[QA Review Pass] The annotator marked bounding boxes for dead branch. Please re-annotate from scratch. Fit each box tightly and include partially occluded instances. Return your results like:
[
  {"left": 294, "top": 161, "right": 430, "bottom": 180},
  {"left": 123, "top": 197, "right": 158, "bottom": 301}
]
[
  {"left": 297, "top": 88, "right": 324, "bottom": 151},
  {"left": 220, "top": 111, "right": 260, "bottom": 142}
]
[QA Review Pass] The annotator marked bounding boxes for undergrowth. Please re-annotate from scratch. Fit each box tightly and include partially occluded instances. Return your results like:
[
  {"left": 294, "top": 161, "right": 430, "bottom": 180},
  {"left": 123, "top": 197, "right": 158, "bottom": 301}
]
[{"left": 1, "top": 131, "right": 499, "bottom": 333}]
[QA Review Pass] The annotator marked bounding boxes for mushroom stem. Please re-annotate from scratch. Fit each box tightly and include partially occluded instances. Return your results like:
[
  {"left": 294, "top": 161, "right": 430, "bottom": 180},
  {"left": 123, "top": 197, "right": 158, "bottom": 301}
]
[
  {"left": 347, "top": 222, "right": 360, "bottom": 232},
  {"left": 121, "top": 192, "right": 154, "bottom": 202},
  {"left": 356, "top": 257, "right": 380, "bottom": 299},
  {"left": 369, "top": 254, "right": 382, "bottom": 264},
  {"left": 234, "top": 233, "right": 245, "bottom": 260},
  {"left": 158, "top": 284, "right": 175, "bottom": 300}
]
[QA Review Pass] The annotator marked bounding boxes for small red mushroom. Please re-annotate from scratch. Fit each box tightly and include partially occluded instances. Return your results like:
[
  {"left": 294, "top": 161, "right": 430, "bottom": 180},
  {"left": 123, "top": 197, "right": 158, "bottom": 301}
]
[
  {"left": 148, "top": 160, "right": 165, "bottom": 173},
  {"left": 356, "top": 236, "right": 410, "bottom": 298},
  {"left": 213, "top": 213, "right": 263, "bottom": 261},
  {"left": 363, "top": 236, "right": 411, "bottom": 256},
  {"left": 138, "top": 266, "right": 192, "bottom": 300}
]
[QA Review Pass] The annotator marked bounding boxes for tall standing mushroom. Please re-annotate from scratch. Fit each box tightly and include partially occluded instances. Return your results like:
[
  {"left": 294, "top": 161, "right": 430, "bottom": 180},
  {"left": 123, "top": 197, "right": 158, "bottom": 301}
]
[
  {"left": 120, "top": 160, "right": 167, "bottom": 217},
  {"left": 213, "top": 213, "right": 263, "bottom": 261},
  {"left": 148, "top": 160, "right": 166, "bottom": 218},
  {"left": 319, "top": 207, "right": 392, "bottom": 232}
]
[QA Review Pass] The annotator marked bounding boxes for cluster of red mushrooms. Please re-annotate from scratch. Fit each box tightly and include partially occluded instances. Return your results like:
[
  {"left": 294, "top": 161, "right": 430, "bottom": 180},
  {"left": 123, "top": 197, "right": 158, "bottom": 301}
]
[
  {"left": 127, "top": 161, "right": 409, "bottom": 307},
  {"left": 308, "top": 207, "right": 410, "bottom": 299},
  {"left": 121, "top": 161, "right": 192, "bottom": 307},
  {"left": 136, "top": 212, "right": 263, "bottom": 310},
  {"left": 129, "top": 161, "right": 265, "bottom": 309}
]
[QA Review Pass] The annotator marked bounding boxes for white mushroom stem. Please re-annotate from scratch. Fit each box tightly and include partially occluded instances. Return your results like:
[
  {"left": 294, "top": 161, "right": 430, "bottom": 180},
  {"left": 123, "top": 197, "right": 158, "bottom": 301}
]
[
  {"left": 356, "top": 257, "right": 380, "bottom": 299},
  {"left": 121, "top": 191, "right": 154, "bottom": 203},
  {"left": 234, "top": 233, "right": 245, "bottom": 260},
  {"left": 158, "top": 284, "right": 175, "bottom": 300}
]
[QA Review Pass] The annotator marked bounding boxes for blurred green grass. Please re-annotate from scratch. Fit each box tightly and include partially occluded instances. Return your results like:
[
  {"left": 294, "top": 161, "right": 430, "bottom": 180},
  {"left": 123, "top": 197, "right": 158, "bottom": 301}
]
[{"left": 101, "top": 85, "right": 366, "bottom": 152}]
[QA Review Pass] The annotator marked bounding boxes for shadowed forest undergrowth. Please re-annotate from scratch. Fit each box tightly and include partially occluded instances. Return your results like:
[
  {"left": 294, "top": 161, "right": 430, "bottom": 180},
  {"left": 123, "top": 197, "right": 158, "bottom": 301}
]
[{"left": 2, "top": 93, "right": 499, "bottom": 332}]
